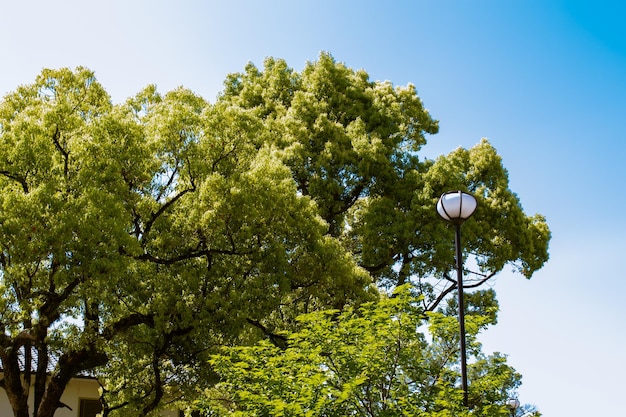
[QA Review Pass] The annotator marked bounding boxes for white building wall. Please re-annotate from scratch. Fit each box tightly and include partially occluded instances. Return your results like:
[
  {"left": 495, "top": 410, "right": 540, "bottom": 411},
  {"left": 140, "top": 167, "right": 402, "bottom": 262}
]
[
  {"left": 59, "top": 377, "right": 101, "bottom": 417},
  {"left": 0, "top": 375, "right": 178, "bottom": 417},
  {"left": 0, "top": 376, "right": 100, "bottom": 417},
  {"left": 0, "top": 385, "right": 15, "bottom": 416}
]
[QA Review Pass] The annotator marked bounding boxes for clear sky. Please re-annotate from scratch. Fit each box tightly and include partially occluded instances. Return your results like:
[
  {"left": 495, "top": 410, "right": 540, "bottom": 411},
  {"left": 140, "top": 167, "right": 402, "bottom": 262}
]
[{"left": 1, "top": 1, "right": 625, "bottom": 415}]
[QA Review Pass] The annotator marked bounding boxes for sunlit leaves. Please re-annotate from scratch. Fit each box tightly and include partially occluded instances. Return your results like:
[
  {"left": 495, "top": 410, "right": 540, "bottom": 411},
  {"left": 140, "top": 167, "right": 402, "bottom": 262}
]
[
  {"left": 218, "top": 53, "right": 550, "bottom": 313},
  {"left": 0, "top": 65, "right": 370, "bottom": 417},
  {"left": 219, "top": 52, "right": 440, "bottom": 237},
  {"left": 423, "top": 139, "right": 551, "bottom": 278},
  {"left": 203, "top": 286, "right": 524, "bottom": 417}
]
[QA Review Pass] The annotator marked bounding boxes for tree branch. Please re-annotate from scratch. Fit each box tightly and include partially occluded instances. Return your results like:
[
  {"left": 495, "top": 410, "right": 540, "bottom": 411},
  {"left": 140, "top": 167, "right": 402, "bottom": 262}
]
[
  {"left": 0, "top": 170, "right": 29, "bottom": 193},
  {"left": 426, "top": 282, "right": 457, "bottom": 312},
  {"left": 142, "top": 186, "right": 195, "bottom": 242},
  {"left": 425, "top": 270, "right": 498, "bottom": 312},
  {"left": 462, "top": 271, "right": 497, "bottom": 289},
  {"left": 51, "top": 126, "right": 69, "bottom": 179},
  {"left": 102, "top": 312, "right": 155, "bottom": 340},
  {"left": 246, "top": 318, "right": 288, "bottom": 349}
]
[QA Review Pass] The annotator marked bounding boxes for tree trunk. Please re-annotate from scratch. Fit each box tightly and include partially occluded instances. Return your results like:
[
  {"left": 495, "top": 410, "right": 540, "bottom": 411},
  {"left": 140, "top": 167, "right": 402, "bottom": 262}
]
[
  {"left": 6, "top": 392, "right": 30, "bottom": 417},
  {"left": 35, "top": 378, "right": 65, "bottom": 417},
  {"left": 1, "top": 349, "right": 31, "bottom": 417},
  {"left": 34, "top": 344, "right": 48, "bottom": 414}
]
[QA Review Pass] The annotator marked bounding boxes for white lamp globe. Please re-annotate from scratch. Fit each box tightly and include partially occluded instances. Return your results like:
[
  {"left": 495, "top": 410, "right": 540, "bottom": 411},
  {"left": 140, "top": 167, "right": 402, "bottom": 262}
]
[
  {"left": 436, "top": 191, "right": 477, "bottom": 224},
  {"left": 506, "top": 398, "right": 520, "bottom": 410}
]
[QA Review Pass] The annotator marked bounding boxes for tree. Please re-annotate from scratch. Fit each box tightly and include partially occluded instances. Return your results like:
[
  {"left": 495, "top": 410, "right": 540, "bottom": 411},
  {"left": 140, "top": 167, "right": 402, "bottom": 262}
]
[
  {"left": 0, "top": 53, "right": 550, "bottom": 416},
  {"left": 201, "top": 285, "right": 537, "bottom": 417},
  {"left": 0, "top": 68, "right": 368, "bottom": 417}
]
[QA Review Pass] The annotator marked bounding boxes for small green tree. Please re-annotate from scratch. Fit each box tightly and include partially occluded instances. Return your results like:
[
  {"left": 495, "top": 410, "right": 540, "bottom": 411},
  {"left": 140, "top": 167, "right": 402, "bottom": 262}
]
[{"left": 201, "top": 286, "right": 535, "bottom": 417}]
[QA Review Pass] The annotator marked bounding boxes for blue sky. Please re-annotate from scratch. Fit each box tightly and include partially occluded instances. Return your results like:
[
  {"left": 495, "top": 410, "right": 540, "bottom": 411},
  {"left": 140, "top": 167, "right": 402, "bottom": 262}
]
[{"left": 1, "top": 1, "right": 625, "bottom": 415}]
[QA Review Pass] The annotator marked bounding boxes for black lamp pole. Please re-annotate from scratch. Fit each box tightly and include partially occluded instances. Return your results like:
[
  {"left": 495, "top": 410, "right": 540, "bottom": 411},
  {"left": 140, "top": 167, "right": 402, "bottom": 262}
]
[
  {"left": 454, "top": 222, "right": 469, "bottom": 407},
  {"left": 436, "top": 191, "right": 477, "bottom": 408}
]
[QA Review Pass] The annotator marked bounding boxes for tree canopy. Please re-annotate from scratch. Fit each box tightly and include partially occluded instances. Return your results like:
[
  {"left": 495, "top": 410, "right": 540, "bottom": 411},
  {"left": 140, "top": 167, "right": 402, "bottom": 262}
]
[
  {"left": 216, "top": 54, "right": 549, "bottom": 304},
  {"left": 0, "top": 53, "right": 550, "bottom": 417}
]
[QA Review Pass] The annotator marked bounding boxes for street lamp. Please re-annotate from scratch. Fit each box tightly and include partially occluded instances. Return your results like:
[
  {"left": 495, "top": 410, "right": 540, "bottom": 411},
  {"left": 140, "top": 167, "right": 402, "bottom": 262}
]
[
  {"left": 436, "top": 191, "right": 477, "bottom": 408},
  {"left": 507, "top": 398, "right": 521, "bottom": 416}
]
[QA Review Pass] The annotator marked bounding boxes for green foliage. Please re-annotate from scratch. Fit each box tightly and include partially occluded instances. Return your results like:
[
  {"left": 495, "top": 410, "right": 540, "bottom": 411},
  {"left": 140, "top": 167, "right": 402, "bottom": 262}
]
[
  {"left": 218, "top": 53, "right": 550, "bottom": 308},
  {"left": 0, "top": 65, "right": 368, "bottom": 417},
  {"left": 201, "top": 286, "right": 526, "bottom": 417},
  {"left": 219, "top": 53, "right": 438, "bottom": 238},
  {"left": 0, "top": 53, "right": 549, "bottom": 416},
  {"left": 422, "top": 140, "right": 551, "bottom": 278}
]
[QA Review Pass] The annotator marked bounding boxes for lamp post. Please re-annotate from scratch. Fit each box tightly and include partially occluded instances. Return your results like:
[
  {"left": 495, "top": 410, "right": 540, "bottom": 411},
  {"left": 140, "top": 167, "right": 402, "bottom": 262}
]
[
  {"left": 436, "top": 191, "right": 477, "bottom": 408},
  {"left": 506, "top": 398, "right": 521, "bottom": 416}
]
